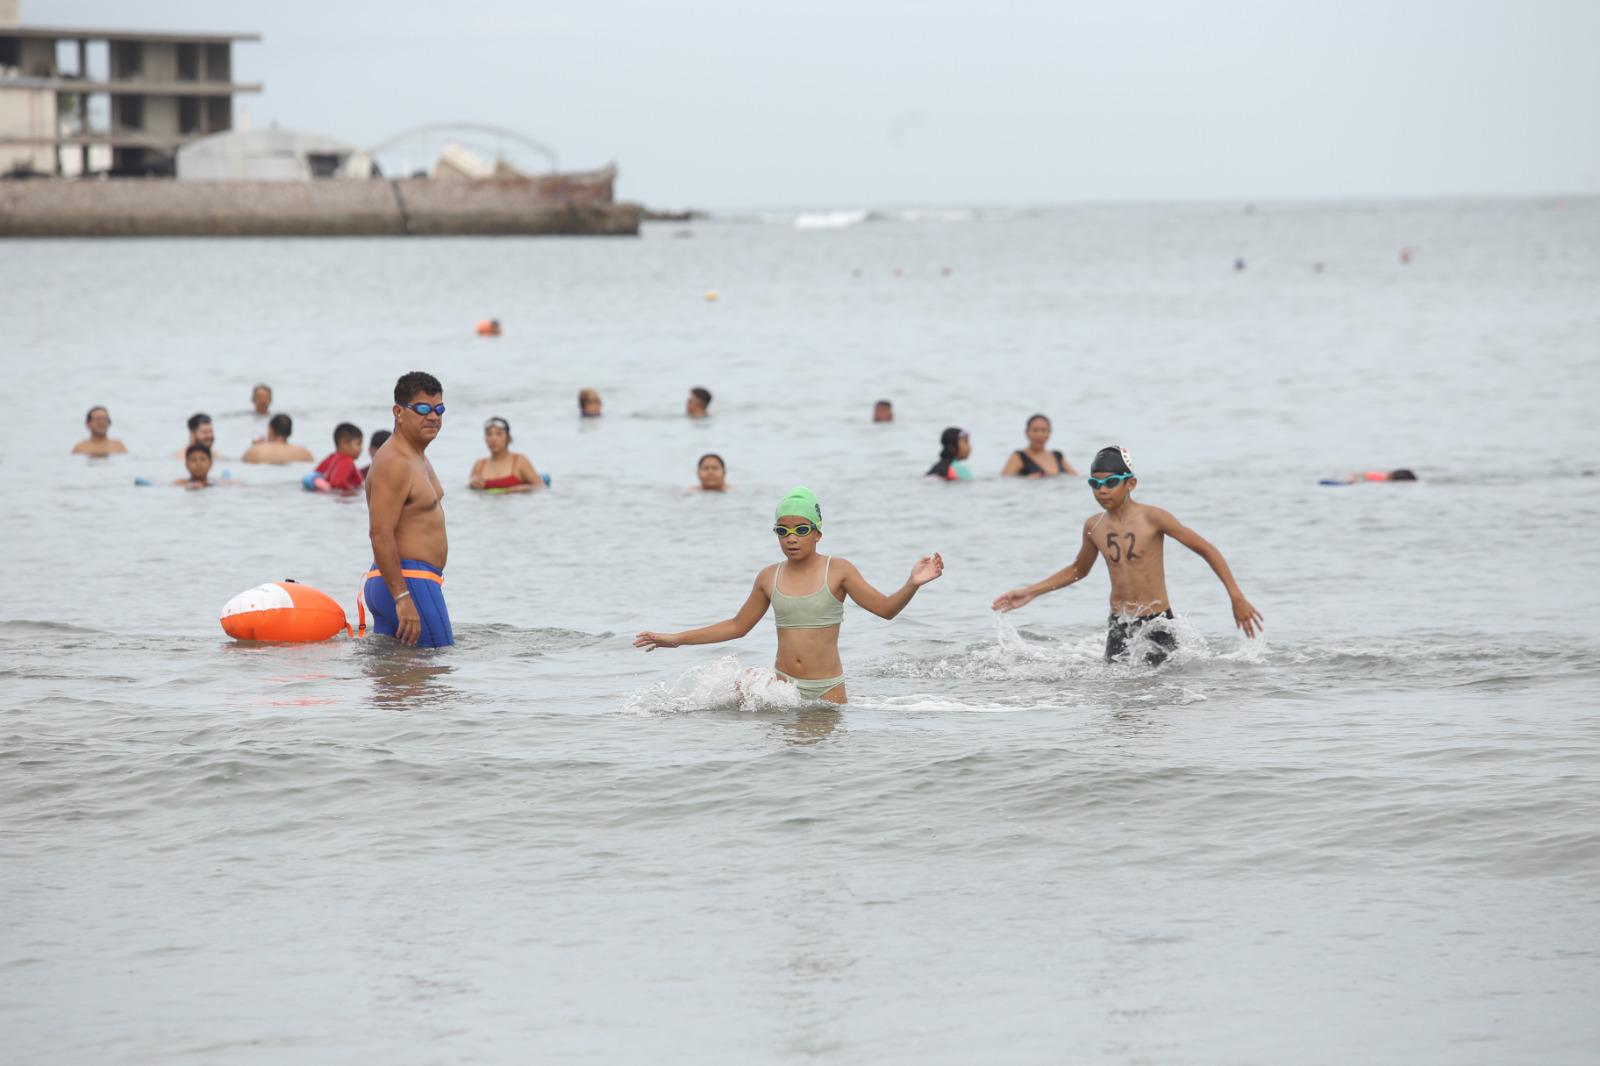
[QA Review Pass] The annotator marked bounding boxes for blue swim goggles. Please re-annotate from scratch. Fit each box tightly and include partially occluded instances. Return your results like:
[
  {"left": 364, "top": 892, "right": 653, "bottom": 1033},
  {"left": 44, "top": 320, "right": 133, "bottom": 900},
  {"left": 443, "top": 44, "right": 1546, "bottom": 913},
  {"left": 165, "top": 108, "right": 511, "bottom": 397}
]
[
  {"left": 404, "top": 402, "right": 446, "bottom": 416},
  {"left": 1087, "top": 473, "right": 1134, "bottom": 489}
]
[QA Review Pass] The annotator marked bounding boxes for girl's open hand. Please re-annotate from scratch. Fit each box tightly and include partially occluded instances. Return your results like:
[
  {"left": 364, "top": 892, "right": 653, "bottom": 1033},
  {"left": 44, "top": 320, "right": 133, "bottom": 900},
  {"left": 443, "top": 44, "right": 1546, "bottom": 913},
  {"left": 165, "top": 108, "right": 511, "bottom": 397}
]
[
  {"left": 634, "top": 631, "right": 680, "bottom": 652},
  {"left": 910, "top": 553, "right": 944, "bottom": 587}
]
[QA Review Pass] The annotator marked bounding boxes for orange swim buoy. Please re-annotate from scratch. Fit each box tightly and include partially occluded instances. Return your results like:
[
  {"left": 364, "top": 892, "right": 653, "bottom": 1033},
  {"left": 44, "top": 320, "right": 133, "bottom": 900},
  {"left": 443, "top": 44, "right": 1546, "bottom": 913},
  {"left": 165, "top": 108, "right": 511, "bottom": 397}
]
[
  {"left": 220, "top": 581, "right": 351, "bottom": 642},
  {"left": 476, "top": 318, "right": 502, "bottom": 336}
]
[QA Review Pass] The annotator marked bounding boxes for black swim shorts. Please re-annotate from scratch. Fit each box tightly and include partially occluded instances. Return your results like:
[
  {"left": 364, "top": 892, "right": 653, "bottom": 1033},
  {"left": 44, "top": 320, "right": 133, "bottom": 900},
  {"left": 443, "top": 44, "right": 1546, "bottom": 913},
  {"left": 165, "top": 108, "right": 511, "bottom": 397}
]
[{"left": 1106, "top": 609, "right": 1177, "bottom": 666}]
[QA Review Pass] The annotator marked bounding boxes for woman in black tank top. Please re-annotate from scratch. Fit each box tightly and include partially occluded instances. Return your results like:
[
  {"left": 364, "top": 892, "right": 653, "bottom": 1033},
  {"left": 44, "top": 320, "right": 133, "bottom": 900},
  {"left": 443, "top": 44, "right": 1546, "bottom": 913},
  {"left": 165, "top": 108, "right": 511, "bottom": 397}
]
[{"left": 1000, "top": 413, "right": 1077, "bottom": 478}]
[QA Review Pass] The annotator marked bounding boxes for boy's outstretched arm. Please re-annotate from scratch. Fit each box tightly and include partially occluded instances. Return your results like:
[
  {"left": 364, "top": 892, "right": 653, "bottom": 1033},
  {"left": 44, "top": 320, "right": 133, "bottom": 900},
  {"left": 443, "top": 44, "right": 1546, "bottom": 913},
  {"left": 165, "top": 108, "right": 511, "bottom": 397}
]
[
  {"left": 634, "top": 570, "right": 772, "bottom": 651},
  {"left": 1153, "top": 509, "right": 1264, "bottom": 637},
  {"left": 991, "top": 522, "right": 1099, "bottom": 612}
]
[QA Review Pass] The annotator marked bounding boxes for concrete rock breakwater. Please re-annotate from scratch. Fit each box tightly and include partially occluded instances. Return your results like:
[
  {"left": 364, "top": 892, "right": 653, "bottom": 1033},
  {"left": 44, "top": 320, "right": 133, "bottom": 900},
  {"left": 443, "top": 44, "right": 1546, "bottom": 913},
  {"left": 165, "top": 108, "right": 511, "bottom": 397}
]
[{"left": 0, "top": 179, "right": 642, "bottom": 237}]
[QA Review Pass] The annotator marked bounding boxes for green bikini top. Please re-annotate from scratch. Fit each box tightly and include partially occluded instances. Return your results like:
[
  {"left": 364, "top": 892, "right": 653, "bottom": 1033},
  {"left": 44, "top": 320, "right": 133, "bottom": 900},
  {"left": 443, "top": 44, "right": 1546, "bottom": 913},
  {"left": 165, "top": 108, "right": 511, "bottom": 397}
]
[{"left": 772, "top": 557, "right": 845, "bottom": 629}]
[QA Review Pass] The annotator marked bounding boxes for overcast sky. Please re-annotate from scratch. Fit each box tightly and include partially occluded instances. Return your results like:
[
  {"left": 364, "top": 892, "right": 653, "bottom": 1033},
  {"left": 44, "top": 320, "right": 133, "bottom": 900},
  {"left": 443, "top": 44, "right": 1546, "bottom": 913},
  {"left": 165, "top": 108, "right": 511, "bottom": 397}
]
[{"left": 28, "top": 0, "right": 1600, "bottom": 207}]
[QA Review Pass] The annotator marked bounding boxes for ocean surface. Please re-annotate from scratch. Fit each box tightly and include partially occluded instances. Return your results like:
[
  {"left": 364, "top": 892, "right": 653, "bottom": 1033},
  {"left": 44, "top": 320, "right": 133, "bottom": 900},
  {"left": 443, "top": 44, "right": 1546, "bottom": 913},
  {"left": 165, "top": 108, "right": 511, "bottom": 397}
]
[{"left": 3, "top": 199, "right": 1599, "bottom": 1064}]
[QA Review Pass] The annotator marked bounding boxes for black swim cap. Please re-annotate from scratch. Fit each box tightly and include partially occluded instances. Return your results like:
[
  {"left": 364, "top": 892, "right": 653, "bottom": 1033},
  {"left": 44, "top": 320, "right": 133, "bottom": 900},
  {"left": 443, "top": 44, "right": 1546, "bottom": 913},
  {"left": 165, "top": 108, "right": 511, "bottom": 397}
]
[{"left": 1091, "top": 445, "right": 1133, "bottom": 476}]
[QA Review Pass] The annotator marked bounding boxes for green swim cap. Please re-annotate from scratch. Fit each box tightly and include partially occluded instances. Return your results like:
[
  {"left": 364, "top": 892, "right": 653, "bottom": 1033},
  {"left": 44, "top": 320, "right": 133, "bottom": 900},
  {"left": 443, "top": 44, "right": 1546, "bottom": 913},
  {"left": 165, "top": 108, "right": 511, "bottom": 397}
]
[{"left": 775, "top": 486, "right": 823, "bottom": 526}]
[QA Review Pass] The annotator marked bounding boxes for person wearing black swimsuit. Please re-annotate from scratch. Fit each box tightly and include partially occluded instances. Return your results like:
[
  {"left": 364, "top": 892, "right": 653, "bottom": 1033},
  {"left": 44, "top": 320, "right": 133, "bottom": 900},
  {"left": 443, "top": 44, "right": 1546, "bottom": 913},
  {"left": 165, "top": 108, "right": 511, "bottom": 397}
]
[{"left": 1000, "top": 414, "right": 1077, "bottom": 478}]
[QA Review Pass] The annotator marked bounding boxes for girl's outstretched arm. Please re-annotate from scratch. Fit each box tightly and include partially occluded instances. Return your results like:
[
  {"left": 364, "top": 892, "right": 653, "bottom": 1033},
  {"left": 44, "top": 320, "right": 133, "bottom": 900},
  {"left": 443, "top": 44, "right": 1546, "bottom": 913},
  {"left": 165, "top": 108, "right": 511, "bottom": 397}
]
[
  {"left": 838, "top": 554, "right": 943, "bottom": 620},
  {"left": 634, "top": 568, "right": 773, "bottom": 651}
]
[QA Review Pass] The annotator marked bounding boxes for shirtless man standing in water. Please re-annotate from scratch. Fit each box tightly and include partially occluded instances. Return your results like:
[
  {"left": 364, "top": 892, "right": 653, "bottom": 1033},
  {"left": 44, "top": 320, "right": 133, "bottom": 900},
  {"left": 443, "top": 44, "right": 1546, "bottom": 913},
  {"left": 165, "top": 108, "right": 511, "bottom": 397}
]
[
  {"left": 365, "top": 371, "right": 452, "bottom": 647},
  {"left": 992, "top": 445, "right": 1262, "bottom": 665}
]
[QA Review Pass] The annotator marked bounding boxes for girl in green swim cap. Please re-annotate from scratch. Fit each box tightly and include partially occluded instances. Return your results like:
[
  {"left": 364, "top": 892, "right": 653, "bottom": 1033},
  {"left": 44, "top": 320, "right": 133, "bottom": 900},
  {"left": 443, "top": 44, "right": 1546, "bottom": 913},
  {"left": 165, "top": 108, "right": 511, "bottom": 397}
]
[{"left": 633, "top": 486, "right": 944, "bottom": 704}]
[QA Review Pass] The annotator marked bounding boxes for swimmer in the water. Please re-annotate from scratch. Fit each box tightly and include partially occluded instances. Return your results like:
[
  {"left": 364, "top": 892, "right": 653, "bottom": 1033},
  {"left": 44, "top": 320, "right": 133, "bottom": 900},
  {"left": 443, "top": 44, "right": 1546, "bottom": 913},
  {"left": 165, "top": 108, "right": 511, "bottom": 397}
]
[
  {"left": 686, "top": 386, "right": 712, "bottom": 420},
  {"left": 72, "top": 405, "right": 127, "bottom": 456},
  {"left": 175, "top": 443, "right": 214, "bottom": 489},
  {"left": 873, "top": 400, "right": 894, "bottom": 423},
  {"left": 992, "top": 445, "right": 1263, "bottom": 665},
  {"left": 696, "top": 453, "right": 728, "bottom": 491},
  {"left": 361, "top": 429, "right": 390, "bottom": 480},
  {"left": 310, "top": 422, "right": 365, "bottom": 491},
  {"left": 926, "top": 426, "right": 973, "bottom": 480},
  {"left": 579, "top": 388, "right": 603, "bottom": 418},
  {"left": 178, "top": 412, "right": 215, "bottom": 458},
  {"left": 251, "top": 383, "right": 272, "bottom": 417},
  {"left": 1000, "top": 413, "right": 1077, "bottom": 478},
  {"left": 1341, "top": 468, "right": 1419, "bottom": 484},
  {"left": 241, "top": 414, "right": 313, "bottom": 464},
  {"left": 468, "top": 416, "right": 543, "bottom": 492},
  {"left": 634, "top": 486, "right": 944, "bottom": 704}
]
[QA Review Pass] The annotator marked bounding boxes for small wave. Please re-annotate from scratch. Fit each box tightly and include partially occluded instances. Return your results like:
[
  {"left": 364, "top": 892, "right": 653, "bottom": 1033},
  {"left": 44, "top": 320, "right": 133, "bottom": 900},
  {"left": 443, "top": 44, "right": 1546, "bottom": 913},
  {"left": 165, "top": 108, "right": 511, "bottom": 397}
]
[
  {"left": 0, "top": 619, "right": 110, "bottom": 638},
  {"left": 624, "top": 655, "right": 811, "bottom": 715},
  {"left": 793, "top": 209, "right": 874, "bottom": 230}
]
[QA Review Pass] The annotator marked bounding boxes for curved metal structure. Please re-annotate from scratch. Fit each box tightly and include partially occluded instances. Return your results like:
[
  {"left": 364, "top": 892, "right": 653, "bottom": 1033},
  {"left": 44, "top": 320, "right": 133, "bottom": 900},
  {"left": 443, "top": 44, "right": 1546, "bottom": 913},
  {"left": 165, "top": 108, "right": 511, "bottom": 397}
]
[{"left": 365, "top": 123, "right": 558, "bottom": 173}]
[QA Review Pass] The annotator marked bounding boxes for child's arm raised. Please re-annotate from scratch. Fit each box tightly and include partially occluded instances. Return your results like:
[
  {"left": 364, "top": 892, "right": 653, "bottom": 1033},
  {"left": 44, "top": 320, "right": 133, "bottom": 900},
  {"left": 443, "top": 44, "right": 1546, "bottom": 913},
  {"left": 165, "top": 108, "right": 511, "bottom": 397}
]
[
  {"left": 634, "top": 569, "right": 773, "bottom": 651},
  {"left": 991, "top": 519, "right": 1099, "bottom": 611},
  {"left": 1152, "top": 509, "right": 1264, "bottom": 638},
  {"left": 837, "top": 554, "right": 944, "bottom": 620}
]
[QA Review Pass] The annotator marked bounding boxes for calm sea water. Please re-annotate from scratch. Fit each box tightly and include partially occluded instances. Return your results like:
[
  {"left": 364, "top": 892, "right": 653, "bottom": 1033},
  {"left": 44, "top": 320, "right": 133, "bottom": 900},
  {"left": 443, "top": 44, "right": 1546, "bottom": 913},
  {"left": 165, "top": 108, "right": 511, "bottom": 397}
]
[{"left": 3, "top": 200, "right": 1599, "bottom": 1064}]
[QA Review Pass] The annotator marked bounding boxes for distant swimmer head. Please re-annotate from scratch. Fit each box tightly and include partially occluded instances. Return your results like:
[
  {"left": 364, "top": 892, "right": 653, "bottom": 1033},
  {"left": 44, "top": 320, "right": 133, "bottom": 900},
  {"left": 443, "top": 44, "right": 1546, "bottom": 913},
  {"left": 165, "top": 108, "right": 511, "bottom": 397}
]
[
  {"left": 187, "top": 412, "right": 214, "bottom": 448},
  {"left": 368, "top": 429, "right": 390, "bottom": 457},
  {"left": 578, "top": 388, "right": 603, "bottom": 417},
  {"left": 698, "top": 453, "right": 727, "bottom": 491},
  {"left": 251, "top": 384, "right": 272, "bottom": 415},
  {"left": 268, "top": 413, "right": 293, "bottom": 441},
  {"left": 483, "top": 416, "right": 511, "bottom": 452},
  {"left": 85, "top": 405, "right": 111, "bottom": 434},
  {"left": 185, "top": 443, "right": 213, "bottom": 481},
  {"left": 687, "top": 386, "right": 713, "bottom": 418},
  {"left": 873, "top": 399, "right": 894, "bottom": 423},
  {"left": 333, "top": 422, "right": 363, "bottom": 457},
  {"left": 1026, "top": 413, "right": 1052, "bottom": 448},
  {"left": 940, "top": 426, "right": 971, "bottom": 461},
  {"left": 1388, "top": 468, "right": 1418, "bottom": 481},
  {"left": 1090, "top": 445, "right": 1133, "bottom": 477}
]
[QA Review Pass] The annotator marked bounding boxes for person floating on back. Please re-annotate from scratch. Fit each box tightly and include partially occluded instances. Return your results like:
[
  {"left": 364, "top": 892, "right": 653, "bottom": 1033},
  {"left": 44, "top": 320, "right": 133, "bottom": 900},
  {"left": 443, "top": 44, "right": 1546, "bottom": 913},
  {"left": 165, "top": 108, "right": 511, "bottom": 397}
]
[
  {"left": 305, "top": 422, "right": 364, "bottom": 492},
  {"left": 364, "top": 372, "right": 451, "bottom": 648},
  {"left": 634, "top": 487, "right": 944, "bottom": 703},
  {"left": 927, "top": 426, "right": 973, "bottom": 480},
  {"left": 72, "top": 405, "right": 126, "bottom": 456},
  {"left": 686, "top": 386, "right": 712, "bottom": 419},
  {"left": 992, "top": 445, "right": 1262, "bottom": 665},
  {"left": 241, "top": 414, "right": 314, "bottom": 464}
]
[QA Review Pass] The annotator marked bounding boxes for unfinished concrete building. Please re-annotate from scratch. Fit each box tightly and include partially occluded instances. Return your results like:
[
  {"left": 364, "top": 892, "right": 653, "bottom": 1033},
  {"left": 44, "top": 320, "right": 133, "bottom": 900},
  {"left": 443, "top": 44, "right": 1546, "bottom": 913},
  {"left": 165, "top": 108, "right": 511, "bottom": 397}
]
[{"left": 0, "top": 0, "right": 258, "bottom": 176}]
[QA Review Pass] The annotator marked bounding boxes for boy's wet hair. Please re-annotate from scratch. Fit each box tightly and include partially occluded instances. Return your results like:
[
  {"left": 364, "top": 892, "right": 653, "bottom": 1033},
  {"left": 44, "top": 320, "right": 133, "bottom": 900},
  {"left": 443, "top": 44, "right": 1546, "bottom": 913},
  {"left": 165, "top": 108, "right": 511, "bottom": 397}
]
[
  {"left": 690, "top": 386, "right": 712, "bottom": 406},
  {"left": 185, "top": 443, "right": 212, "bottom": 460},
  {"left": 369, "top": 429, "right": 391, "bottom": 452},
  {"left": 875, "top": 399, "right": 893, "bottom": 409},
  {"left": 333, "top": 422, "right": 363, "bottom": 447},
  {"left": 1389, "top": 468, "right": 1418, "bottom": 481},
  {"left": 269, "top": 413, "right": 293, "bottom": 439},
  {"left": 394, "top": 370, "right": 443, "bottom": 405},
  {"left": 187, "top": 412, "right": 212, "bottom": 432}
]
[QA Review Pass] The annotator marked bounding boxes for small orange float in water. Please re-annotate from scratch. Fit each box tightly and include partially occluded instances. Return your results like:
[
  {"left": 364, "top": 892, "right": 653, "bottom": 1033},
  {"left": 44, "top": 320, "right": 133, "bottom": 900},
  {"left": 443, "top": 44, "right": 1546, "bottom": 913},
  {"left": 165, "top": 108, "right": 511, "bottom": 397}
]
[
  {"left": 476, "top": 318, "right": 502, "bottom": 336},
  {"left": 220, "top": 581, "right": 350, "bottom": 642}
]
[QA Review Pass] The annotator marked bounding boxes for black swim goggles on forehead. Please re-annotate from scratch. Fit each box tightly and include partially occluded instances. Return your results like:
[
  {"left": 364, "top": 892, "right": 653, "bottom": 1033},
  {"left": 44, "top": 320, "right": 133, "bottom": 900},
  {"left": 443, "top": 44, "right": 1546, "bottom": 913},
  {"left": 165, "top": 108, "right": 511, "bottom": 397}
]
[
  {"left": 1087, "top": 473, "right": 1134, "bottom": 489},
  {"left": 404, "top": 402, "right": 446, "bottom": 416},
  {"left": 773, "top": 523, "right": 817, "bottom": 537}
]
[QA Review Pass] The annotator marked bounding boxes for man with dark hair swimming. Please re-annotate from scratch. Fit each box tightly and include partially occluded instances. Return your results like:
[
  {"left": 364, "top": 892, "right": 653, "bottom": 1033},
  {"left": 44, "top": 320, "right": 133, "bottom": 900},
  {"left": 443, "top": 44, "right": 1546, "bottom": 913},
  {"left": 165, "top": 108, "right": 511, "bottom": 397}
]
[
  {"left": 241, "top": 414, "right": 313, "bottom": 464},
  {"left": 364, "top": 371, "right": 452, "bottom": 647},
  {"left": 686, "top": 387, "right": 712, "bottom": 419},
  {"left": 992, "top": 445, "right": 1262, "bottom": 665}
]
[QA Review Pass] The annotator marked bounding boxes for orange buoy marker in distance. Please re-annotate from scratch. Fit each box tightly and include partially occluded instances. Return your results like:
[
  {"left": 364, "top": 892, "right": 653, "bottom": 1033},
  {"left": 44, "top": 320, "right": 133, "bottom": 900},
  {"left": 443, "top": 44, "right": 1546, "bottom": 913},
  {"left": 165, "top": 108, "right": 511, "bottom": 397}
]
[
  {"left": 221, "top": 580, "right": 351, "bottom": 642},
  {"left": 476, "top": 318, "right": 502, "bottom": 336}
]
